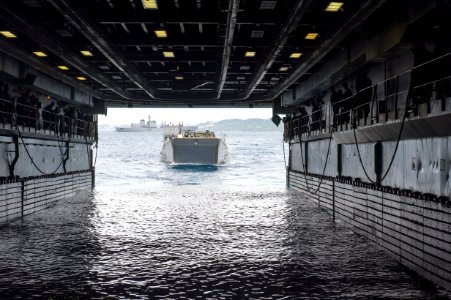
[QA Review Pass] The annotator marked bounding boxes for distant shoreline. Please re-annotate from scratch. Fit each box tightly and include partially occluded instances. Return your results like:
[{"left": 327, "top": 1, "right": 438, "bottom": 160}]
[{"left": 99, "top": 118, "right": 282, "bottom": 132}]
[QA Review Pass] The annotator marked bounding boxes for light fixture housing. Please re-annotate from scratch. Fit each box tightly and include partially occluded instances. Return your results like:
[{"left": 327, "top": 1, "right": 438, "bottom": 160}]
[
  {"left": 142, "top": 0, "right": 158, "bottom": 9},
  {"left": 260, "top": 1, "right": 277, "bottom": 10},
  {"left": 325, "top": 2, "right": 343, "bottom": 12},
  {"left": 0, "top": 31, "right": 17, "bottom": 38},
  {"left": 251, "top": 30, "right": 264, "bottom": 38},
  {"left": 245, "top": 51, "right": 256, "bottom": 57},
  {"left": 57, "top": 65, "right": 69, "bottom": 70},
  {"left": 154, "top": 30, "right": 167, "bottom": 38},
  {"left": 76, "top": 76, "right": 87, "bottom": 81},
  {"left": 163, "top": 51, "right": 175, "bottom": 58},
  {"left": 290, "top": 52, "right": 302, "bottom": 59},
  {"left": 33, "top": 51, "right": 47, "bottom": 57},
  {"left": 279, "top": 66, "right": 289, "bottom": 72},
  {"left": 305, "top": 33, "right": 319, "bottom": 40},
  {"left": 80, "top": 50, "right": 94, "bottom": 57}
]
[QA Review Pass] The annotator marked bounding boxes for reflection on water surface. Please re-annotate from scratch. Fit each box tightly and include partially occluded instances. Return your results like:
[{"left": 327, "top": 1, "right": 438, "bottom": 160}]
[{"left": 0, "top": 132, "right": 447, "bottom": 299}]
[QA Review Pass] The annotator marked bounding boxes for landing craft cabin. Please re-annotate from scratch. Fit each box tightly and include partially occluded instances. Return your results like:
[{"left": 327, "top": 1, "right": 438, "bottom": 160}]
[{"left": 0, "top": 0, "right": 450, "bottom": 292}]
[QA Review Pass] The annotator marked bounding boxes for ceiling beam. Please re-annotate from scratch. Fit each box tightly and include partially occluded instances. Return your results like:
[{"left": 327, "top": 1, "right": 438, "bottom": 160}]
[
  {"left": 109, "top": 41, "right": 319, "bottom": 48},
  {"left": 216, "top": 0, "right": 240, "bottom": 99},
  {"left": 95, "top": 13, "right": 278, "bottom": 26},
  {"left": 0, "top": 38, "right": 105, "bottom": 100},
  {"left": 0, "top": 5, "right": 137, "bottom": 100},
  {"left": 46, "top": 0, "right": 158, "bottom": 99},
  {"left": 270, "top": 0, "right": 390, "bottom": 99},
  {"left": 239, "top": 0, "right": 314, "bottom": 99}
]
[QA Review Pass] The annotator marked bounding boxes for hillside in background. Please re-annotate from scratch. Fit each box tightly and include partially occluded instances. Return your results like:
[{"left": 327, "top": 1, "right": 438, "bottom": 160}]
[
  {"left": 196, "top": 118, "right": 282, "bottom": 132},
  {"left": 100, "top": 118, "right": 282, "bottom": 132}
]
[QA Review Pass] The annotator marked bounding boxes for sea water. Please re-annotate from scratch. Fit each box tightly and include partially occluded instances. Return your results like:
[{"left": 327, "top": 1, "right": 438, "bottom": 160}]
[{"left": 0, "top": 131, "right": 447, "bottom": 299}]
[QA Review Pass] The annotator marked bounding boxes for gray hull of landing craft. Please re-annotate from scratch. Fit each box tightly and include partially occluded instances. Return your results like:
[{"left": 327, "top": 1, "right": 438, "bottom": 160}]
[{"left": 161, "top": 138, "right": 228, "bottom": 164}]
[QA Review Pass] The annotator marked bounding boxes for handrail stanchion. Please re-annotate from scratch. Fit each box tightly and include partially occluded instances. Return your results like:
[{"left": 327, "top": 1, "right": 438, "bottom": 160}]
[
  {"left": 376, "top": 84, "right": 379, "bottom": 123},
  {"left": 395, "top": 76, "right": 399, "bottom": 120}
]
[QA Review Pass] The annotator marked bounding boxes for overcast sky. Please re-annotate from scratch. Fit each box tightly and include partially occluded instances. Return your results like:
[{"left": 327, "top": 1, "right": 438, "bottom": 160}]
[{"left": 98, "top": 107, "right": 273, "bottom": 126}]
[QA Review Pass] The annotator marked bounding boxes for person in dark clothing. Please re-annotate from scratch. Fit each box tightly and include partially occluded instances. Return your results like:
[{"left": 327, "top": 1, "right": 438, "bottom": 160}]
[
  {"left": 43, "top": 101, "right": 55, "bottom": 130},
  {"left": 53, "top": 101, "right": 64, "bottom": 135},
  {"left": 410, "top": 45, "right": 434, "bottom": 109},
  {"left": 0, "top": 82, "right": 5, "bottom": 123},
  {"left": 1, "top": 83, "right": 13, "bottom": 125},
  {"left": 0, "top": 82, "right": 10, "bottom": 100},
  {"left": 28, "top": 93, "right": 38, "bottom": 128},
  {"left": 330, "top": 87, "right": 341, "bottom": 128},
  {"left": 341, "top": 83, "right": 353, "bottom": 125},
  {"left": 17, "top": 88, "right": 35, "bottom": 127},
  {"left": 355, "top": 75, "right": 372, "bottom": 124},
  {"left": 295, "top": 106, "right": 308, "bottom": 136},
  {"left": 311, "top": 100, "right": 323, "bottom": 131},
  {"left": 433, "top": 29, "right": 451, "bottom": 102}
]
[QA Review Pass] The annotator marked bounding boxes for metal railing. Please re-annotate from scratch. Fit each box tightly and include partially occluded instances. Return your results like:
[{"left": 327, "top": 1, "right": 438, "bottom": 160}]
[
  {"left": 285, "top": 52, "right": 451, "bottom": 141},
  {"left": 0, "top": 97, "right": 96, "bottom": 139}
]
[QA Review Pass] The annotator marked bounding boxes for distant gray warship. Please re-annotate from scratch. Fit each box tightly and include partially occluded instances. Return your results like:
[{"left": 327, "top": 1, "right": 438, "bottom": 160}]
[
  {"left": 115, "top": 116, "right": 197, "bottom": 133},
  {"left": 115, "top": 116, "right": 157, "bottom": 132}
]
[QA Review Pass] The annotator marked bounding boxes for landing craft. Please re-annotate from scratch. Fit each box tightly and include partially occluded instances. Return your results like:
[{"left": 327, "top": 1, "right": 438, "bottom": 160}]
[{"left": 161, "top": 127, "right": 228, "bottom": 165}]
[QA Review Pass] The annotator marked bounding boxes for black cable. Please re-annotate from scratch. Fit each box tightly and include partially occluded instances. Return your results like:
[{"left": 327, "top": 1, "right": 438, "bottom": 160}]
[
  {"left": 352, "top": 85, "right": 411, "bottom": 185},
  {"left": 16, "top": 125, "right": 65, "bottom": 175},
  {"left": 56, "top": 121, "right": 71, "bottom": 161},
  {"left": 369, "top": 84, "right": 378, "bottom": 123},
  {"left": 299, "top": 117, "right": 334, "bottom": 195}
]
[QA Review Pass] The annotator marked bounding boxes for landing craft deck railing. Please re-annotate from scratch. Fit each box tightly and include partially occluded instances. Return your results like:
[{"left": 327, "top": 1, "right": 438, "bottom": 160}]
[
  {"left": 0, "top": 97, "right": 96, "bottom": 140},
  {"left": 285, "top": 52, "right": 451, "bottom": 140}
]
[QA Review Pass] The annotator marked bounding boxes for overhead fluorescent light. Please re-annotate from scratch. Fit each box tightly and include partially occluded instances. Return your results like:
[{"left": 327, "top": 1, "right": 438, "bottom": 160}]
[
  {"left": 240, "top": 65, "right": 250, "bottom": 70},
  {"left": 33, "top": 51, "right": 47, "bottom": 57},
  {"left": 325, "top": 2, "right": 343, "bottom": 12},
  {"left": 76, "top": 76, "right": 87, "bottom": 81},
  {"left": 245, "top": 51, "right": 256, "bottom": 57},
  {"left": 279, "top": 66, "right": 289, "bottom": 72},
  {"left": 290, "top": 52, "right": 302, "bottom": 58},
  {"left": 57, "top": 65, "right": 69, "bottom": 70},
  {"left": 0, "top": 31, "right": 17, "bottom": 38},
  {"left": 305, "top": 33, "right": 319, "bottom": 40},
  {"left": 99, "top": 65, "right": 110, "bottom": 70},
  {"left": 80, "top": 50, "right": 94, "bottom": 57},
  {"left": 163, "top": 51, "right": 175, "bottom": 58},
  {"left": 251, "top": 30, "right": 264, "bottom": 38},
  {"left": 154, "top": 30, "right": 167, "bottom": 38},
  {"left": 142, "top": 0, "right": 158, "bottom": 9},
  {"left": 175, "top": 76, "right": 184, "bottom": 80},
  {"left": 260, "top": 1, "right": 277, "bottom": 10}
]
